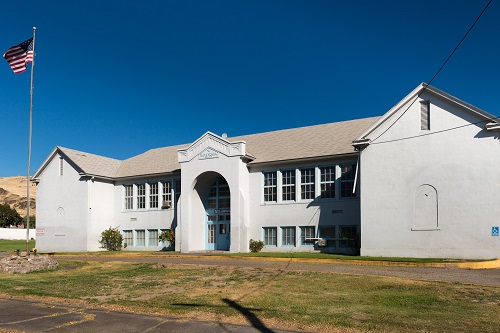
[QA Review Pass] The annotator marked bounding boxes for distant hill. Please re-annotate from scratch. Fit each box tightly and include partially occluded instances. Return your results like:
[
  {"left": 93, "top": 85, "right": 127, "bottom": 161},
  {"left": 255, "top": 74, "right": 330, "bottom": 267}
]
[{"left": 0, "top": 176, "right": 36, "bottom": 217}]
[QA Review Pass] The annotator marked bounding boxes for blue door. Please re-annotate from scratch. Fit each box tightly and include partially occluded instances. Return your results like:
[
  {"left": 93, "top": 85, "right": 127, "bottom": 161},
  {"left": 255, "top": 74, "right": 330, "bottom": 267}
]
[{"left": 205, "top": 177, "right": 231, "bottom": 251}]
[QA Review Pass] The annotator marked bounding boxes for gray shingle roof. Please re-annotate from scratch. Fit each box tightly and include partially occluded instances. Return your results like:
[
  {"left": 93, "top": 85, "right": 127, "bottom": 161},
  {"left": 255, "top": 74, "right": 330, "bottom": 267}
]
[
  {"left": 58, "top": 146, "right": 122, "bottom": 178},
  {"left": 57, "top": 117, "right": 380, "bottom": 179}
]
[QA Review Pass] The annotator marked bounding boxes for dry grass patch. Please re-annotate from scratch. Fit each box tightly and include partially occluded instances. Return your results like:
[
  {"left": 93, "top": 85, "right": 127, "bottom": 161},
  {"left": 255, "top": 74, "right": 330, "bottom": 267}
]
[{"left": 0, "top": 260, "right": 498, "bottom": 333}]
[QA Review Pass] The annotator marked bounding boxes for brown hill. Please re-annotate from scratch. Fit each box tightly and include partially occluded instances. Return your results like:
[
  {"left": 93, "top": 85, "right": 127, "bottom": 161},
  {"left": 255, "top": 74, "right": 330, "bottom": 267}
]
[{"left": 0, "top": 176, "right": 36, "bottom": 217}]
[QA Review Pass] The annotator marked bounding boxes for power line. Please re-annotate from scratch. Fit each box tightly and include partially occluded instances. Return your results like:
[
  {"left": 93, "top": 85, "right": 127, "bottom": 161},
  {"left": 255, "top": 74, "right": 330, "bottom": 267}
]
[
  {"left": 370, "top": 0, "right": 493, "bottom": 145},
  {"left": 370, "top": 116, "right": 500, "bottom": 145}
]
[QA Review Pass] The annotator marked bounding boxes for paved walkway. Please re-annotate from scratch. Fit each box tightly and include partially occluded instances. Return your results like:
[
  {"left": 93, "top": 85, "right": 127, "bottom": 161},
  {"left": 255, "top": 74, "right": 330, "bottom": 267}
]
[
  {"left": 56, "top": 254, "right": 500, "bottom": 286},
  {"left": 0, "top": 297, "right": 295, "bottom": 333}
]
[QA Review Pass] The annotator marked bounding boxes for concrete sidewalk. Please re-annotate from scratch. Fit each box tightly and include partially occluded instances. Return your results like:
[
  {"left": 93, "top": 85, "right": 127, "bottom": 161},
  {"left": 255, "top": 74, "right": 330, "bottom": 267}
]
[{"left": 0, "top": 298, "right": 298, "bottom": 333}]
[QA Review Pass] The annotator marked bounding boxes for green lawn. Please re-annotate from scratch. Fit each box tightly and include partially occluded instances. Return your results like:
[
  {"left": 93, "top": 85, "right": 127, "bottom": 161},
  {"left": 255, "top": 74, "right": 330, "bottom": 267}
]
[
  {"left": 0, "top": 239, "right": 35, "bottom": 252},
  {"left": 0, "top": 260, "right": 498, "bottom": 333}
]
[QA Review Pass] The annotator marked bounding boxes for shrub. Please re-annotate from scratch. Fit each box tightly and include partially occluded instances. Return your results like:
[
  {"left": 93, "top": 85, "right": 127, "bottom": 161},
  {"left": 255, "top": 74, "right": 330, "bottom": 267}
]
[
  {"left": 99, "top": 227, "right": 123, "bottom": 251},
  {"left": 159, "top": 229, "right": 175, "bottom": 246},
  {"left": 249, "top": 239, "right": 264, "bottom": 253}
]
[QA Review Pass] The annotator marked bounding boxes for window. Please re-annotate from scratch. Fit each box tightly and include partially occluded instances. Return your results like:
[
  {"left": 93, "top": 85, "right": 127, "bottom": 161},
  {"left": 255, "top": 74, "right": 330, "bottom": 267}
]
[
  {"left": 162, "top": 181, "right": 172, "bottom": 208},
  {"left": 135, "top": 230, "right": 145, "bottom": 246},
  {"left": 319, "top": 226, "right": 336, "bottom": 247},
  {"left": 59, "top": 157, "right": 63, "bottom": 176},
  {"left": 123, "top": 230, "right": 133, "bottom": 246},
  {"left": 281, "top": 227, "right": 296, "bottom": 246},
  {"left": 340, "top": 164, "right": 356, "bottom": 198},
  {"left": 339, "top": 225, "right": 357, "bottom": 247},
  {"left": 420, "top": 100, "right": 430, "bottom": 130},
  {"left": 207, "top": 223, "right": 216, "bottom": 244},
  {"left": 320, "top": 166, "right": 335, "bottom": 198},
  {"left": 281, "top": 170, "right": 296, "bottom": 201},
  {"left": 300, "top": 226, "right": 315, "bottom": 245},
  {"left": 124, "top": 185, "right": 133, "bottom": 210},
  {"left": 136, "top": 184, "right": 146, "bottom": 209},
  {"left": 263, "top": 227, "right": 277, "bottom": 246},
  {"left": 148, "top": 229, "right": 158, "bottom": 246},
  {"left": 149, "top": 183, "right": 158, "bottom": 208},
  {"left": 263, "top": 172, "right": 277, "bottom": 202},
  {"left": 300, "top": 168, "right": 315, "bottom": 200}
]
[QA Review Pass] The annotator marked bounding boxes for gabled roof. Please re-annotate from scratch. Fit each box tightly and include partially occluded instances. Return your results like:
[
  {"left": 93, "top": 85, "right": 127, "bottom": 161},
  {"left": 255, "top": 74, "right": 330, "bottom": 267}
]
[
  {"left": 234, "top": 117, "right": 380, "bottom": 165},
  {"left": 353, "top": 83, "right": 499, "bottom": 146},
  {"left": 34, "top": 117, "right": 380, "bottom": 180},
  {"left": 33, "top": 146, "right": 122, "bottom": 179}
]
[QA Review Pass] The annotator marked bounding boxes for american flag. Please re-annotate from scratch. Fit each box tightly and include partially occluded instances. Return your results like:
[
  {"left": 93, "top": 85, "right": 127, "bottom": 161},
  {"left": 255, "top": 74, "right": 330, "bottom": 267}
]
[{"left": 3, "top": 38, "right": 34, "bottom": 74}]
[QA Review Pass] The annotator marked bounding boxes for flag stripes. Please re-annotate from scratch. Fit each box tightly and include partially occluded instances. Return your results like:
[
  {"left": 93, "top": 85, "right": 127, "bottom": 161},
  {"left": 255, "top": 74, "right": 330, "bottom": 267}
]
[{"left": 3, "top": 38, "right": 34, "bottom": 74}]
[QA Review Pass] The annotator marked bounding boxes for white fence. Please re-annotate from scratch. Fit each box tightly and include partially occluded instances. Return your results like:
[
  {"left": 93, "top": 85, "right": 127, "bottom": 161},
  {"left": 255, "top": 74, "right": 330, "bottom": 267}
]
[{"left": 0, "top": 228, "right": 37, "bottom": 240}]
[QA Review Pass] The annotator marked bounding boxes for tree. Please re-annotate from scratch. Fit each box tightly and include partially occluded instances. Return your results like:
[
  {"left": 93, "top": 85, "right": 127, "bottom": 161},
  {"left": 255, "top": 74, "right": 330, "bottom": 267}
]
[
  {"left": 24, "top": 215, "right": 36, "bottom": 228},
  {"left": 0, "top": 203, "right": 23, "bottom": 228}
]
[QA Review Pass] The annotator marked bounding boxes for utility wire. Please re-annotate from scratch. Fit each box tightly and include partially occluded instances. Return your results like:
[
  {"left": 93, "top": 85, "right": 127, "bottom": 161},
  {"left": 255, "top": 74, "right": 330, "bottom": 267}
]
[
  {"left": 370, "top": 0, "right": 493, "bottom": 145},
  {"left": 371, "top": 116, "right": 500, "bottom": 145}
]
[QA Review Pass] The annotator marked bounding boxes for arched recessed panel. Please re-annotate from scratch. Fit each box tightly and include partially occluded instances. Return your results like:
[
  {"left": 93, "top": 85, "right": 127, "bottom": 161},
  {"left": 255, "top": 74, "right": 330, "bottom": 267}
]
[
  {"left": 412, "top": 185, "right": 438, "bottom": 230},
  {"left": 55, "top": 207, "right": 65, "bottom": 236}
]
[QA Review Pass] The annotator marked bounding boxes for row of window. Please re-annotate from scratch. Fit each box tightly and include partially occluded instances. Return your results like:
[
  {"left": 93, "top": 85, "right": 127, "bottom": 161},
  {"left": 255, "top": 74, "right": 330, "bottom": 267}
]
[
  {"left": 262, "top": 225, "right": 357, "bottom": 247},
  {"left": 263, "top": 163, "right": 356, "bottom": 203},
  {"left": 123, "top": 180, "right": 181, "bottom": 210},
  {"left": 122, "top": 229, "right": 170, "bottom": 247}
]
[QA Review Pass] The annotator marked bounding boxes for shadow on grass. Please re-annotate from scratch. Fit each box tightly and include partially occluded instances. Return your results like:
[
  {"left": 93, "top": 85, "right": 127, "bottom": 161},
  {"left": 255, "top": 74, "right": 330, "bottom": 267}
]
[{"left": 172, "top": 299, "right": 276, "bottom": 333}]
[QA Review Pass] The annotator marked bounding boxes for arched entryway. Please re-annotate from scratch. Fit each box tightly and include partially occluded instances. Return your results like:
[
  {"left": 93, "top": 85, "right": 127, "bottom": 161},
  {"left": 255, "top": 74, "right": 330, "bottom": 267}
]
[{"left": 205, "top": 177, "right": 231, "bottom": 250}]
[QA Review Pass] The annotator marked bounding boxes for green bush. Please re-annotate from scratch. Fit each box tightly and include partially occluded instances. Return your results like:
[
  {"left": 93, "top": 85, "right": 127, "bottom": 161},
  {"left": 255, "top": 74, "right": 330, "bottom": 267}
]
[
  {"left": 249, "top": 239, "right": 264, "bottom": 253},
  {"left": 159, "top": 229, "right": 175, "bottom": 246},
  {"left": 99, "top": 227, "right": 123, "bottom": 251}
]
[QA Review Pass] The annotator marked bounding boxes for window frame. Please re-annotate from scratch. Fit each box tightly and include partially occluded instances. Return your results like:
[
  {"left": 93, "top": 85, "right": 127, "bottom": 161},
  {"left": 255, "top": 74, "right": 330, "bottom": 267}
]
[
  {"left": 263, "top": 227, "right": 277, "bottom": 246},
  {"left": 300, "top": 226, "right": 315, "bottom": 246},
  {"left": 340, "top": 163, "right": 356, "bottom": 198},
  {"left": 319, "top": 166, "right": 336, "bottom": 199},
  {"left": 124, "top": 185, "right": 133, "bottom": 210},
  {"left": 300, "top": 168, "right": 315, "bottom": 200},
  {"left": 263, "top": 171, "right": 277, "bottom": 203},
  {"left": 281, "top": 226, "right": 296, "bottom": 246},
  {"left": 281, "top": 169, "right": 296, "bottom": 202},
  {"left": 149, "top": 183, "right": 159, "bottom": 209}
]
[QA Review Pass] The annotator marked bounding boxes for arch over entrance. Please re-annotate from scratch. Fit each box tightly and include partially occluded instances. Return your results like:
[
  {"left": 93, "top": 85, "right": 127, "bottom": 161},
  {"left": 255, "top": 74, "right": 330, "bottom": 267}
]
[{"left": 205, "top": 177, "right": 231, "bottom": 250}]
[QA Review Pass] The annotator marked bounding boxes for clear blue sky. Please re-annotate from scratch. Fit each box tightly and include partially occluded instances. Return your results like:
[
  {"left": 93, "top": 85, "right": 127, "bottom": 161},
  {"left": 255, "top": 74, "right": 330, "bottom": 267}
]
[{"left": 0, "top": 0, "right": 498, "bottom": 177}]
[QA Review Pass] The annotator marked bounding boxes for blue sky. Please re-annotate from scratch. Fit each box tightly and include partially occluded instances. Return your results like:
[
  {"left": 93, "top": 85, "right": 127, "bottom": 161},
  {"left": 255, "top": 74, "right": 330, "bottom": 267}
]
[{"left": 0, "top": 0, "right": 498, "bottom": 176}]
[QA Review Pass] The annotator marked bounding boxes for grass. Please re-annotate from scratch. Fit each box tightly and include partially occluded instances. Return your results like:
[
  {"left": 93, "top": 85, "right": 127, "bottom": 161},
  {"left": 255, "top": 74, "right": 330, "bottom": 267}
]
[
  {"left": 0, "top": 239, "right": 36, "bottom": 252},
  {"left": 0, "top": 260, "right": 498, "bottom": 332}
]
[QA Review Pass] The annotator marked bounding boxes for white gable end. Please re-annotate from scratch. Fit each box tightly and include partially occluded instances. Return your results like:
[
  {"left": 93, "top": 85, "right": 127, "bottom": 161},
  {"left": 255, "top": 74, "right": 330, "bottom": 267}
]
[{"left": 178, "top": 131, "right": 246, "bottom": 163}]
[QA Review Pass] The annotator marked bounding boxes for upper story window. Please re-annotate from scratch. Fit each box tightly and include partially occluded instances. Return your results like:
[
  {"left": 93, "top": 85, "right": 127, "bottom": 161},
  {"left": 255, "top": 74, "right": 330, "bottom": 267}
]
[
  {"left": 263, "top": 171, "right": 277, "bottom": 202},
  {"left": 281, "top": 170, "right": 296, "bottom": 201},
  {"left": 124, "top": 185, "right": 133, "bottom": 210},
  {"left": 162, "top": 181, "right": 172, "bottom": 208},
  {"left": 136, "top": 184, "right": 146, "bottom": 209},
  {"left": 340, "top": 164, "right": 356, "bottom": 198},
  {"left": 262, "top": 163, "right": 358, "bottom": 204},
  {"left": 300, "top": 168, "right": 315, "bottom": 200},
  {"left": 320, "top": 166, "right": 335, "bottom": 199},
  {"left": 59, "top": 157, "right": 64, "bottom": 176},
  {"left": 420, "top": 100, "right": 430, "bottom": 130},
  {"left": 149, "top": 183, "right": 158, "bottom": 208}
]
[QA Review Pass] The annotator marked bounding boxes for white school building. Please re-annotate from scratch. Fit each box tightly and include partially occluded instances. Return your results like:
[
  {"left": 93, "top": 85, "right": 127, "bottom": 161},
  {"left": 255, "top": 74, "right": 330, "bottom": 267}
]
[{"left": 33, "top": 84, "right": 500, "bottom": 259}]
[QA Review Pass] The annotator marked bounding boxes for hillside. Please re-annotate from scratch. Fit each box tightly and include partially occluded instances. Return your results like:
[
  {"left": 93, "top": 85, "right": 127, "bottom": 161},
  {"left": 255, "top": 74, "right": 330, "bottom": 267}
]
[{"left": 0, "top": 176, "right": 36, "bottom": 217}]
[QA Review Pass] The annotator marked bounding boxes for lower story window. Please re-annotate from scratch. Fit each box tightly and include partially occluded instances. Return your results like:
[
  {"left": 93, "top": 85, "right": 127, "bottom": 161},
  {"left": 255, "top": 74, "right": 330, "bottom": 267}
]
[
  {"left": 300, "top": 226, "right": 315, "bottom": 245},
  {"left": 207, "top": 224, "right": 216, "bottom": 244},
  {"left": 281, "top": 227, "right": 296, "bottom": 246},
  {"left": 123, "top": 230, "right": 133, "bottom": 247},
  {"left": 136, "top": 230, "right": 145, "bottom": 246},
  {"left": 148, "top": 229, "right": 158, "bottom": 246},
  {"left": 339, "top": 225, "right": 357, "bottom": 247},
  {"left": 319, "top": 226, "right": 336, "bottom": 247},
  {"left": 263, "top": 227, "right": 277, "bottom": 246}
]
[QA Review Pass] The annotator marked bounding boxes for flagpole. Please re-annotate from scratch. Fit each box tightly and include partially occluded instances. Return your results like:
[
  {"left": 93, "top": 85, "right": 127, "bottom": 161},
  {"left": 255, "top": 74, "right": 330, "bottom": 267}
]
[{"left": 26, "top": 27, "right": 36, "bottom": 253}]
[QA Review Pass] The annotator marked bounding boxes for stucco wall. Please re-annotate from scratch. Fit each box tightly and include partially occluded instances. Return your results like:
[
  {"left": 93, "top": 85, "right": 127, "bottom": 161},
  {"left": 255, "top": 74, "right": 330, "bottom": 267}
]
[
  {"left": 248, "top": 158, "right": 360, "bottom": 254},
  {"left": 0, "top": 228, "right": 36, "bottom": 240},
  {"left": 114, "top": 177, "right": 177, "bottom": 251},
  {"left": 35, "top": 154, "right": 89, "bottom": 252},
  {"left": 360, "top": 92, "right": 500, "bottom": 259}
]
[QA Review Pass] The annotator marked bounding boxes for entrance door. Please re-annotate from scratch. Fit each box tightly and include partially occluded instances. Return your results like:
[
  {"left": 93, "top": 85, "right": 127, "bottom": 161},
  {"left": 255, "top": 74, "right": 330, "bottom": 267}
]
[{"left": 206, "top": 177, "right": 231, "bottom": 251}]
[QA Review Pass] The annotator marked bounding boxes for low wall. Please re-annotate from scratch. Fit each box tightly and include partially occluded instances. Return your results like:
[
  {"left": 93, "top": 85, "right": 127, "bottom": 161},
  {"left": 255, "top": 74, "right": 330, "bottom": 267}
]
[{"left": 0, "top": 228, "right": 37, "bottom": 240}]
